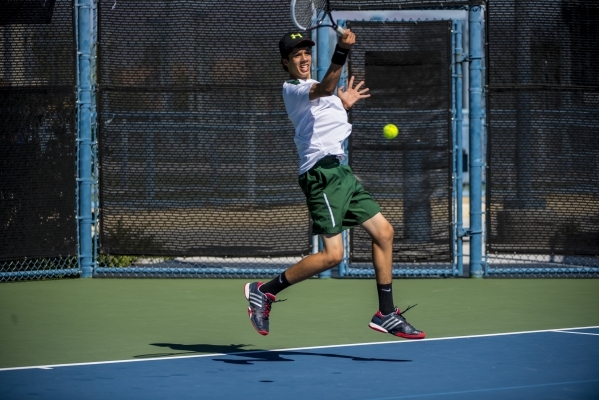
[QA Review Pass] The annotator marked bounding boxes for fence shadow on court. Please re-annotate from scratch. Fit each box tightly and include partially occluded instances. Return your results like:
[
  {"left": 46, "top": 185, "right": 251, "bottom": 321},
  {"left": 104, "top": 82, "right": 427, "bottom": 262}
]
[{"left": 136, "top": 343, "right": 412, "bottom": 364}]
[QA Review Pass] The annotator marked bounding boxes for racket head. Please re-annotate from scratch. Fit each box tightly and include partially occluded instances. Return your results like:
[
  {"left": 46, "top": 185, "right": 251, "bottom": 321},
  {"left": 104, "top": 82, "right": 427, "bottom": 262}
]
[{"left": 290, "top": 0, "right": 329, "bottom": 31}]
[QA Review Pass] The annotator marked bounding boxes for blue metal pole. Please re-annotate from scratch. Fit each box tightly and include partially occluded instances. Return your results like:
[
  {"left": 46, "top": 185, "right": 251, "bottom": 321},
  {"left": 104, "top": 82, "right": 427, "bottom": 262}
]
[
  {"left": 337, "top": 20, "right": 349, "bottom": 278},
  {"left": 453, "top": 20, "right": 465, "bottom": 276},
  {"left": 76, "top": 0, "right": 93, "bottom": 278},
  {"left": 468, "top": 6, "right": 484, "bottom": 278},
  {"left": 91, "top": 0, "right": 99, "bottom": 273},
  {"left": 316, "top": 25, "right": 331, "bottom": 278},
  {"left": 316, "top": 22, "right": 330, "bottom": 82},
  {"left": 451, "top": 22, "right": 458, "bottom": 276}
]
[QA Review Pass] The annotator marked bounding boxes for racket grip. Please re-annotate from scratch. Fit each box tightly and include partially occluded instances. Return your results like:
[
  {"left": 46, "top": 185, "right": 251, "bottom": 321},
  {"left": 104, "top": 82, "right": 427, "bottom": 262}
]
[{"left": 335, "top": 25, "right": 345, "bottom": 37}]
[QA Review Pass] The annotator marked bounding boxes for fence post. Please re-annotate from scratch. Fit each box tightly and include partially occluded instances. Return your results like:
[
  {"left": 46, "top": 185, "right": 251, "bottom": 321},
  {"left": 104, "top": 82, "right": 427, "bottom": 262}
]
[
  {"left": 453, "top": 20, "right": 465, "bottom": 276},
  {"left": 315, "top": 25, "right": 332, "bottom": 278},
  {"left": 468, "top": 6, "right": 484, "bottom": 278},
  {"left": 76, "top": 0, "right": 93, "bottom": 278},
  {"left": 337, "top": 20, "right": 349, "bottom": 278}
]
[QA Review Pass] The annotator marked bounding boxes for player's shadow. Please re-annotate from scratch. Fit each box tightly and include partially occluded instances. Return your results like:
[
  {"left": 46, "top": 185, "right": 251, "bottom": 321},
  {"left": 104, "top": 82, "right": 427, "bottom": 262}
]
[{"left": 136, "top": 343, "right": 411, "bottom": 365}]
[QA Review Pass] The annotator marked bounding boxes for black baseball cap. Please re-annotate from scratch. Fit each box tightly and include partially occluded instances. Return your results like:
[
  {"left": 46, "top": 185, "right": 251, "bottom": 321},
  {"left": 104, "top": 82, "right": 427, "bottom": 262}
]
[{"left": 279, "top": 32, "right": 315, "bottom": 57}]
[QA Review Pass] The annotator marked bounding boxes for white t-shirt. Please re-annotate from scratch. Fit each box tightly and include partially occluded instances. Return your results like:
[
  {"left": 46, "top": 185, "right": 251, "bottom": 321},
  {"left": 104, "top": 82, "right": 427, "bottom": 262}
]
[{"left": 282, "top": 78, "right": 352, "bottom": 175}]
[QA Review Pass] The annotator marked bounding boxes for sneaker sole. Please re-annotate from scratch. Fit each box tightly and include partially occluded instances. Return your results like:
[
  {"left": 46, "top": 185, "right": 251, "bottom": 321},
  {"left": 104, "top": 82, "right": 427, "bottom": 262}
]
[
  {"left": 244, "top": 283, "right": 269, "bottom": 336},
  {"left": 368, "top": 322, "right": 425, "bottom": 339},
  {"left": 244, "top": 283, "right": 251, "bottom": 301}
]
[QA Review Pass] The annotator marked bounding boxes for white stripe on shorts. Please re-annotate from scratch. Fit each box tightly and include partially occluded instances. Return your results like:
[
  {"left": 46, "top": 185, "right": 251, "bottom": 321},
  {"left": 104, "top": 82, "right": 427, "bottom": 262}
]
[{"left": 322, "top": 193, "right": 336, "bottom": 228}]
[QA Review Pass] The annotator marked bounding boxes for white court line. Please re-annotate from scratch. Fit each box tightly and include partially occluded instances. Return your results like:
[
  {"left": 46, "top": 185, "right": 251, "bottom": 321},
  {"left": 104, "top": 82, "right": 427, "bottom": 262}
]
[
  {"left": 1, "top": 325, "right": 598, "bottom": 372},
  {"left": 552, "top": 330, "right": 599, "bottom": 337}
]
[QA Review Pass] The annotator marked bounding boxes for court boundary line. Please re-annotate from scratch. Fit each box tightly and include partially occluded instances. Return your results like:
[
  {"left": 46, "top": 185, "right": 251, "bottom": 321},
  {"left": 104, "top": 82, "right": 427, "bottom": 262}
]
[
  {"left": 365, "top": 378, "right": 599, "bottom": 399},
  {"left": 1, "top": 325, "right": 598, "bottom": 372},
  {"left": 552, "top": 330, "right": 599, "bottom": 337}
]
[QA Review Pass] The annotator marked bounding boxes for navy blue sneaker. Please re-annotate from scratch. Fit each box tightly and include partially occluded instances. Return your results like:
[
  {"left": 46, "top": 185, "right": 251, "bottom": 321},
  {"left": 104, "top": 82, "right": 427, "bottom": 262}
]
[
  {"left": 244, "top": 282, "right": 276, "bottom": 336},
  {"left": 369, "top": 305, "right": 425, "bottom": 339}
]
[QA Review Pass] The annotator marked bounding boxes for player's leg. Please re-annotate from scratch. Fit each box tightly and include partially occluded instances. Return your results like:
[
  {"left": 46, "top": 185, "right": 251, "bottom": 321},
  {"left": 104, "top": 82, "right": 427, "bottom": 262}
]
[
  {"left": 284, "top": 233, "right": 343, "bottom": 283},
  {"left": 244, "top": 157, "right": 346, "bottom": 335},
  {"left": 244, "top": 233, "right": 343, "bottom": 336},
  {"left": 361, "top": 213, "right": 426, "bottom": 339},
  {"left": 360, "top": 212, "right": 394, "bottom": 286},
  {"left": 257, "top": 232, "right": 343, "bottom": 295}
]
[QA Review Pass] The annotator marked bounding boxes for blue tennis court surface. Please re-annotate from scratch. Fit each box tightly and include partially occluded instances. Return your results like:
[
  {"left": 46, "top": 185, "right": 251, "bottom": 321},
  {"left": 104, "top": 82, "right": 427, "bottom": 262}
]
[{"left": 1, "top": 327, "right": 598, "bottom": 399}]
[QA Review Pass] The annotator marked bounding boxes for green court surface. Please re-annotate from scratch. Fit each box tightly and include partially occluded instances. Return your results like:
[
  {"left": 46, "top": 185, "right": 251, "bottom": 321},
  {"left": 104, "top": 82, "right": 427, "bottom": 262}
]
[{"left": 1, "top": 278, "right": 598, "bottom": 369}]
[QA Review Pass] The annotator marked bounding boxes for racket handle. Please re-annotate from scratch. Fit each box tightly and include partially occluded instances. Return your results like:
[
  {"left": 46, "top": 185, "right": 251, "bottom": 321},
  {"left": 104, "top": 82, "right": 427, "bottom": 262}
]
[{"left": 335, "top": 25, "right": 345, "bottom": 37}]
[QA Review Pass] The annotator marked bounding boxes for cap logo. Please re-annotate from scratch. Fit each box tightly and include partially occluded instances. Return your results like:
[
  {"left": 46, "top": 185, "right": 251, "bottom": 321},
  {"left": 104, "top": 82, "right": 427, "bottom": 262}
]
[{"left": 290, "top": 33, "right": 303, "bottom": 39}]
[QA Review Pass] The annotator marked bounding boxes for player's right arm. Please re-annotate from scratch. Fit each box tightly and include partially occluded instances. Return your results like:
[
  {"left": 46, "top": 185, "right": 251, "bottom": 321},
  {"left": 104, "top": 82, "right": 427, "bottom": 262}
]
[{"left": 309, "top": 29, "right": 355, "bottom": 101}]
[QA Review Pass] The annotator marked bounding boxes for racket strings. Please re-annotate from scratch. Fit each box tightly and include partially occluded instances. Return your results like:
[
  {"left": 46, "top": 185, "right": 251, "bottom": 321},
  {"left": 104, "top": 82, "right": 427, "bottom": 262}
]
[{"left": 293, "top": 0, "right": 328, "bottom": 30}]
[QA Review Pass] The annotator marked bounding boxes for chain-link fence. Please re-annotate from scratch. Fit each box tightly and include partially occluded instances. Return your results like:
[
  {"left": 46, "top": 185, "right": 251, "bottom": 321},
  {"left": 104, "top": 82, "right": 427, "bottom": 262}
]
[
  {"left": 1, "top": 0, "right": 79, "bottom": 281},
  {"left": 94, "top": 0, "right": 310, "bottom": 277},
  {"left": 486, "top": 0, "right": 599, "bottom": 276},
  {"left": 2, "top": 0, "right": 597, "bottom": 280},
  {"left": 94, "top": 2, "right": 467, "bottom": 278}
]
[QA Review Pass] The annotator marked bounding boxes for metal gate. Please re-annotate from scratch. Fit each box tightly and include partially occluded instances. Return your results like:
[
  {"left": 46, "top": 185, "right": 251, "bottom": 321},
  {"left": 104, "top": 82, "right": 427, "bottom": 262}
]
[
  {"left": 338, "top": 20, "right": 463, "bottom": 277},
  {"left": 93, "top": 15, "right": 465, "bottom": 278}
]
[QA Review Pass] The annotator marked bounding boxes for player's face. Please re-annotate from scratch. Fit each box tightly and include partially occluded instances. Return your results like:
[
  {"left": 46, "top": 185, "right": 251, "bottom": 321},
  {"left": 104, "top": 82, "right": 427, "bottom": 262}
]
[{"left": 286, "top": 46, "right": 312, "bottom": 79}]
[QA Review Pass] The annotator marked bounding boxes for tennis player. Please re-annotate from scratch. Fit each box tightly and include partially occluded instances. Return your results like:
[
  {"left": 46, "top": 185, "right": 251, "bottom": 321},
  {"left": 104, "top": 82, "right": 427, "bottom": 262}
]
[{"left": 244, "top": 30, "right": 425, "bottom": 340}]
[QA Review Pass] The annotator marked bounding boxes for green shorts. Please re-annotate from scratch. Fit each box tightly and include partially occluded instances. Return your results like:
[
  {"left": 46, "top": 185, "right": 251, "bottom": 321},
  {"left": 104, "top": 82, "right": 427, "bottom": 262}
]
[{"left": 298, "top": 156, "right": 381, "bottom": 235}]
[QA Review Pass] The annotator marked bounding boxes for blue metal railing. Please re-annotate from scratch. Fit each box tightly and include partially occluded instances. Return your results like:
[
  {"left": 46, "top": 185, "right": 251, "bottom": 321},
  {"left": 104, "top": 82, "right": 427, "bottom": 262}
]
[
  {"left": 315, "top": 23, "right": 332, "bottom": 278},
  {"left": 338, "top": 20, "right": 351, "bottom": 278},
  {"left": 453, "top": 19, "right": 465, "bottom": 277},
  {"left": 468, "top": 6, "right": 484, "bottom": 278},
  {"left": 76, "top": 0, "right": 94, "bottom": 278}
]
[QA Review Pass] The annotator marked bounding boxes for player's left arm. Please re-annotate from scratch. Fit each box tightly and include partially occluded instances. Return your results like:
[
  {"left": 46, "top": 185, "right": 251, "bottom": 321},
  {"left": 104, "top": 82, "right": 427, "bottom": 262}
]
[{"left": 337, "top": 75, "right": 370, "bottom": 110}]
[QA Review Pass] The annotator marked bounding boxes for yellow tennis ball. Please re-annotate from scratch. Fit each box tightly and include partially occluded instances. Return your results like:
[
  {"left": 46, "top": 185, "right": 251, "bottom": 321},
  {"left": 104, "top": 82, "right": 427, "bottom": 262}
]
[{"left": 383, "top": 124, "right": 399, "bottom": 139}]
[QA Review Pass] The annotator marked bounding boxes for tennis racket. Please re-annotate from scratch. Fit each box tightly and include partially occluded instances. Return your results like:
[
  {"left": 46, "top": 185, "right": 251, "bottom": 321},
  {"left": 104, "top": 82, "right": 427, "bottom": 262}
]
[{"left": 290, "top": 0, "right": 345, "bottom": 37}]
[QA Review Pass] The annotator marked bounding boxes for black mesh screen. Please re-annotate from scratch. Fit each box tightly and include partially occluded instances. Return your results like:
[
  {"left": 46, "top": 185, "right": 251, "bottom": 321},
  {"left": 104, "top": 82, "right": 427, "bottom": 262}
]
[
  {"left": 347, "top": 21, "right": 452, "bottom": 263},
  {"left": 487, "top": 0, "right": 599, "bottom": 255},
  {"left": 330, "top": 0, "right": 476, "bottom": 9},
  {"left": 97, "top": 1, "right": 310, "bottom": 257},
  {"left": 0, "top": 0, "right": 77, "bottom": 260},
  {"left": 0, "top": 0, "right": 56, "bottom": 25}
]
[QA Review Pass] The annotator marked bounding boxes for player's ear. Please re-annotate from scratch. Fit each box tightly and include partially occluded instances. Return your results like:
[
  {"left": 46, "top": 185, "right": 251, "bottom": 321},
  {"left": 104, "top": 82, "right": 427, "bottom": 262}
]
[{"left": 282, "top": 58, "right": 289, "bottom": 67}]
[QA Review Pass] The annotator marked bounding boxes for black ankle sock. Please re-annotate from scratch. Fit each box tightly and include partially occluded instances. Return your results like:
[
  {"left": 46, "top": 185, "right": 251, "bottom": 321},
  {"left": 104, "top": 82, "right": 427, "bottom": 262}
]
[
  {"left": 259, "top": 271, "right": 292, "bottom": 296},
  {"left": 377, "top": 283, "right": 395, "bottom": 315}
]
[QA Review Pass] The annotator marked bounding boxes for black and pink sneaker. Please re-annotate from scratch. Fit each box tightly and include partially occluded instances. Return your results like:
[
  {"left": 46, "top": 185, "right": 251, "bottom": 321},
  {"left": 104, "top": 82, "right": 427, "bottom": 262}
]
[
  {"left": 244, "top": 282, "right": 276, "bottom": 336},
  {"left": 369, "top": 305, "right": 425, "bottom": 339}
]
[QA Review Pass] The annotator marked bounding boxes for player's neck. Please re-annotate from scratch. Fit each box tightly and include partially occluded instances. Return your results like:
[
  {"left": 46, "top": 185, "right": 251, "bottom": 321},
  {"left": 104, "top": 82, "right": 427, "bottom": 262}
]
[
  {"left": 289, "top": 73, "right": 312, "bottom": 81},
  {"left": 289, "top": 73, "right": 311, "bottom": 81}
]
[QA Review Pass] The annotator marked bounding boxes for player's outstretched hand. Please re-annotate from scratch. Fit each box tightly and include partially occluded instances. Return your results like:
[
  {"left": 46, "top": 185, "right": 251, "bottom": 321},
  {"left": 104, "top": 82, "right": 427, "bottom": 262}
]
[{"left": 338, "top": 76, "right": 370, "bottom": 110}]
